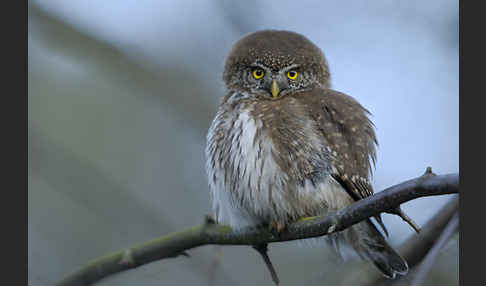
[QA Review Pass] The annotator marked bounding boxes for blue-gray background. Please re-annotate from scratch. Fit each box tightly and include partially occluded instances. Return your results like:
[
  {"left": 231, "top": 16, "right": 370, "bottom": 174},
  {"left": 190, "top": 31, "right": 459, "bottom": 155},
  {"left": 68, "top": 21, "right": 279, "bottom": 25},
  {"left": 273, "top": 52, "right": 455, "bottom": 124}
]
[{"left": 28, "top": 1, "right": 458, "bottom": 285}]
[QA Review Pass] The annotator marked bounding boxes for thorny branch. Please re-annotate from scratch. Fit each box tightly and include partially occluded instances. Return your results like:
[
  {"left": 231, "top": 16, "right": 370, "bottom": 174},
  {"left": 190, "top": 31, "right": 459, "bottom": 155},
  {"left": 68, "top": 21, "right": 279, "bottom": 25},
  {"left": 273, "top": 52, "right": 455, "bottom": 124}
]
[{"left": 55, "top": 170, "right": 458, "bottom": 286}]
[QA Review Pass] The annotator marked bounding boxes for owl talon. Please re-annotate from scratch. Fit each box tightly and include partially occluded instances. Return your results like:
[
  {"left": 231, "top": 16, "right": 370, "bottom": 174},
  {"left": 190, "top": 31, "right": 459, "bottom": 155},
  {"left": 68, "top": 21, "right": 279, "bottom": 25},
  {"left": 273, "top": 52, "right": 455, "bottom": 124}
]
[{"left": 269, "top": 221, "right": 286, "bottom": 235}]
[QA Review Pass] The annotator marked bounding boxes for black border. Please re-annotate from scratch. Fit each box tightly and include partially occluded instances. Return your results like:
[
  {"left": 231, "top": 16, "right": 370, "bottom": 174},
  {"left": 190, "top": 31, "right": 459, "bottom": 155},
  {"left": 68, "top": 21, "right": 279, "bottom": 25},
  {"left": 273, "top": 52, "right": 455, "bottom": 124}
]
[
  {"left": 9, "top": 0, "right": 27, "bottom": 285},
  {"left": 460, "top": 1, "right": 478, "bottom": 285}
]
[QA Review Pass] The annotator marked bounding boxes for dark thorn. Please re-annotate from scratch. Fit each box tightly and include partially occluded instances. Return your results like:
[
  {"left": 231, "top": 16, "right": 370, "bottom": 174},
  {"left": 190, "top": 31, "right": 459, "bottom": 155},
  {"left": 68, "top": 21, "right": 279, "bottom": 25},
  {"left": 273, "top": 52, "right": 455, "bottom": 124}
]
[
  {"left": 252, "top": 244, "right": 280, "bottom": 285},
  {"left": 387, "top": 206, "right": 421, "bottom": 233},
  {"left": 422, "top": 166, "right": 436, "bottom": 177}
]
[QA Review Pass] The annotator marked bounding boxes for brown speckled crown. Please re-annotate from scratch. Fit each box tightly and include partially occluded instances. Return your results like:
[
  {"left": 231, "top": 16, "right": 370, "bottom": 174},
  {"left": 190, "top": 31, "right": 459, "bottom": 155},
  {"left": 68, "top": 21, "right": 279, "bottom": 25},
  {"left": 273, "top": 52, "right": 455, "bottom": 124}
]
[{"left": 223, "top": 30, "right": 330, "bottom": 88}]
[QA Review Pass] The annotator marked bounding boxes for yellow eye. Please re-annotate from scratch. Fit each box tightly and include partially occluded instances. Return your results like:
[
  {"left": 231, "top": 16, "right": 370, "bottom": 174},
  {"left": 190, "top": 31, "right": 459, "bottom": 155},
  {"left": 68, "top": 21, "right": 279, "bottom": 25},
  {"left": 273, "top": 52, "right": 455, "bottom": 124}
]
[
  {"left": 252, "top": 69, "right": 265, "bottom": 79},
  {"left": 287, "top": 70, "right": 298, "bottom": 80}
]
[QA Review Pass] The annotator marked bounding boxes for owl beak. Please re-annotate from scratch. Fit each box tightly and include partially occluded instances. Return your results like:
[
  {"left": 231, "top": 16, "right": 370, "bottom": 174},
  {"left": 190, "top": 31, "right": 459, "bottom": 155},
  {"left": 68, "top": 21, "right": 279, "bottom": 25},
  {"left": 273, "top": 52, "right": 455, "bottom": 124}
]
[{"left": 271, "top": 80, "right": 280, "bottom": 99}]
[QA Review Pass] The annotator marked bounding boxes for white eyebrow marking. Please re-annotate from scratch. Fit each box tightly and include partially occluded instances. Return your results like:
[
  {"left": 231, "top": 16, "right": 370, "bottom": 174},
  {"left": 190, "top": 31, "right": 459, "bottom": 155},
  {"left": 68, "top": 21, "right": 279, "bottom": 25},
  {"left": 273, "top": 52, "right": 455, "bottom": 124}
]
[
  {"left": 250, "top": 63, "right": 300, "bottom": 73},
  {"left": 252, "top": 63, "right": 269, "bottom": 70},
  {"left": 281, "top": 64, "right": 300, "bottom": 72}
]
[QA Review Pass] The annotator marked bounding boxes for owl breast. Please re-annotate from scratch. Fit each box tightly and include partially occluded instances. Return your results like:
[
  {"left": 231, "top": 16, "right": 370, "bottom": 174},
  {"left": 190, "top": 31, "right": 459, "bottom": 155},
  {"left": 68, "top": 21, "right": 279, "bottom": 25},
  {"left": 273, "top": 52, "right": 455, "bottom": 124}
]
[{"left": 206, "top": 96, "right": 353, "bottom": 229}]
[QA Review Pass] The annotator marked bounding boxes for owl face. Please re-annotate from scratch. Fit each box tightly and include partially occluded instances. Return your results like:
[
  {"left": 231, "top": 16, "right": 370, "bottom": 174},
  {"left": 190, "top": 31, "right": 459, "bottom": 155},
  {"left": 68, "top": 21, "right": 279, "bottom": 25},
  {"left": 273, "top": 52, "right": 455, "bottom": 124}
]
[
  {"left": 239, "top": 62, "right": 317, "bottom": 99},
  {"left": 223, "top": 30, "right": 331, "bottom": 100}
]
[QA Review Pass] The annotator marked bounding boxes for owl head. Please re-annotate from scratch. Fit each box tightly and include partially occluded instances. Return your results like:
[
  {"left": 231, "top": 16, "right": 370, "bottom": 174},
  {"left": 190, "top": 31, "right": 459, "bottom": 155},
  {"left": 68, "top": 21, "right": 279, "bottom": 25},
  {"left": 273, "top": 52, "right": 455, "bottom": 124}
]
[{"left": 223, "top": 30, "right": 330, "bottom": 100}]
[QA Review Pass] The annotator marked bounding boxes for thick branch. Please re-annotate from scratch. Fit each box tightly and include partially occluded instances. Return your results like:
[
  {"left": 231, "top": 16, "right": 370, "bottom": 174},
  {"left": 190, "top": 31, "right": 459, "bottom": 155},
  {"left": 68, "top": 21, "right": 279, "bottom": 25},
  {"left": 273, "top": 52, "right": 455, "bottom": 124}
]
[{"left": 55, "top": 172, "right": 458, "bottom": 286}]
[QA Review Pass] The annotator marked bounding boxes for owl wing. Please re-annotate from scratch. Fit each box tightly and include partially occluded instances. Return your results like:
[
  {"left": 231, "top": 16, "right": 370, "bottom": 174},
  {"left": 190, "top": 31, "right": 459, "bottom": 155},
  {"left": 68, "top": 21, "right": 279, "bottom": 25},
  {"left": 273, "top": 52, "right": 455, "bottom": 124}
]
[{"left": 296, "top": 87, "right": 388, "bottom": 236}]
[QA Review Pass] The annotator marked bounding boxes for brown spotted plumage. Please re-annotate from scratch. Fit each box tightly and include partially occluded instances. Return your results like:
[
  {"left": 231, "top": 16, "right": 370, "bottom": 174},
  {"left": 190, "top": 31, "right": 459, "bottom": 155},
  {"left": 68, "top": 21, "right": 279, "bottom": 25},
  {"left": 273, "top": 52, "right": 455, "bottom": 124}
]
[{"left": 206, "top": 30, "right": 408, "bottom": 279}]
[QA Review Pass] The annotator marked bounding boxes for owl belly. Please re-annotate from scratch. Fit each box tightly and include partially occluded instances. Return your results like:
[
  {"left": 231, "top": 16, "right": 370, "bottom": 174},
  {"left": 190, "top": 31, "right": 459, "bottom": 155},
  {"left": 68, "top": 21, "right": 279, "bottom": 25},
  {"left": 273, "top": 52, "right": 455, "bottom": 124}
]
[{"left": 206, "top": 109, "right": 352, "bottom": 229}]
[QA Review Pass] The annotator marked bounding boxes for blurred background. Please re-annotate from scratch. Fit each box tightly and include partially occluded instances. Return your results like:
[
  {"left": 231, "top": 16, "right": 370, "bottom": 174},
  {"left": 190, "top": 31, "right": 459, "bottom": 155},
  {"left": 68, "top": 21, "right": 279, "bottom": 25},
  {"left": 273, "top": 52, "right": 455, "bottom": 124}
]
[{"left": 28, "top": 1, "right": 458, "bottom": 285}]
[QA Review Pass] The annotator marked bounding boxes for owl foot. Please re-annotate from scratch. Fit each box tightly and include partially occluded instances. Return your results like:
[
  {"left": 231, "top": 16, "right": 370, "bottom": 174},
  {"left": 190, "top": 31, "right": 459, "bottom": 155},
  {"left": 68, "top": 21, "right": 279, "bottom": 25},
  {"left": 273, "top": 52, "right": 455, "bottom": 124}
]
[{"left": 269, "top": 221, "right": 286, "bottom": 235}]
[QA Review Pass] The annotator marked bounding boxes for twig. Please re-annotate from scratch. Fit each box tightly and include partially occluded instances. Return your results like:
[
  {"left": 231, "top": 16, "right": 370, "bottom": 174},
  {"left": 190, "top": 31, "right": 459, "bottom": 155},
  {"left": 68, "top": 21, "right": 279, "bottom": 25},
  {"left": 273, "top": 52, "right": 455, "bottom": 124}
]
[
  {"left": 55, "top": 172, "right": 458, "bottom": 286},
  {"left": 385, "top": 167, "right": 437, "bottom": 234},
  {"left": 387, "top": 206, "right": 421, "bottom": 233},
  {"left": 252, "top": 244, "right": 280, "bottom": 285}
]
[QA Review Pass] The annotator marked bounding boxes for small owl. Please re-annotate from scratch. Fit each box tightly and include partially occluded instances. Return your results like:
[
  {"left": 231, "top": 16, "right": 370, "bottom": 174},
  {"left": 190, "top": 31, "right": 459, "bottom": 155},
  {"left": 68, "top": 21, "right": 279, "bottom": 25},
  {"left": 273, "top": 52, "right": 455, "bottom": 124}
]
[{"left": 205, "top": 30, "right": 408, "bottom": 278}]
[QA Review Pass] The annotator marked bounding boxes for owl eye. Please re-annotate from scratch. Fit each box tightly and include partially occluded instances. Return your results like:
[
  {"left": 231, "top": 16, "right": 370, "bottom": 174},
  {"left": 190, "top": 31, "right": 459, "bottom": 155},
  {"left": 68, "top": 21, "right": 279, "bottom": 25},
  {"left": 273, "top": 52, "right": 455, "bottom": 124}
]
[
  {"left": 252, "top": 69, "right": 265, "bottom": 79},
  {"left": 287, "top": 70, "right": 298, "bottom": 80}
]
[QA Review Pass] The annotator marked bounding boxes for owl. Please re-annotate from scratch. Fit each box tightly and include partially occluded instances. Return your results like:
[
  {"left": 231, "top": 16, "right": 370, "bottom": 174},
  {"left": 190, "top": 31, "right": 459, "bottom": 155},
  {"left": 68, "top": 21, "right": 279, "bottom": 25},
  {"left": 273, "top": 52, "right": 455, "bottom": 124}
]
[{"left": 205, "top": 30, "right": 408, "bottom": 278}]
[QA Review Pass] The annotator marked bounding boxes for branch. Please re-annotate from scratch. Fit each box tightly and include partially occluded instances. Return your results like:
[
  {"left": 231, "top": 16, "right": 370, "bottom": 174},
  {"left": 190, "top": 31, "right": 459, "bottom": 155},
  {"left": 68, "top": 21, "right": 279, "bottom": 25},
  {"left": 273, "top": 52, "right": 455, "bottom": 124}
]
[{"left": 55, "top": 172, "right": 458, "bottom": 286}]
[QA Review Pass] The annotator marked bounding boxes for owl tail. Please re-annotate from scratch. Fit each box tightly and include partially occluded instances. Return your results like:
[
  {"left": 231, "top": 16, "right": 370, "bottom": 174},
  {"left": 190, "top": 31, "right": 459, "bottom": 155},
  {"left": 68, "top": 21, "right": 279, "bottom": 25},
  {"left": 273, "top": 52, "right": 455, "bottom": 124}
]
[{"left": 348, "top": 220, "right": 409, "bottom": 279}]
